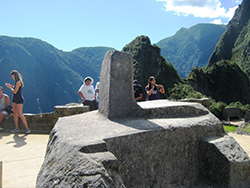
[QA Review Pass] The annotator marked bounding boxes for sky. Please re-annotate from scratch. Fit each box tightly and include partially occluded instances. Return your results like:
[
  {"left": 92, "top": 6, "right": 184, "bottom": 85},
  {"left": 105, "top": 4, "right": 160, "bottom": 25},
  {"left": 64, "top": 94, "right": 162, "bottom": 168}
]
[{"left": 0, "top": 0, "right": 243, "bottom": 52}]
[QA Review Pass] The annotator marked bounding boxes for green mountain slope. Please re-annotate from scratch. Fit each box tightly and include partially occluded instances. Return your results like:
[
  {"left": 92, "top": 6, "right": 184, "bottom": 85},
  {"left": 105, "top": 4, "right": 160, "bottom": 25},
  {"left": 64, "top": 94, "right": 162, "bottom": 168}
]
[
  {"left": 0, "top": 36, "right": 113, "bottom": 113},
  {"left": 208, "top": 0, "right": 250, "bottom": 77},
  {"left": 188, "top": 60, "right": 250, "bottom": 104},
  {"left": 185, "top": 0, "right": 250, "bottom": 105},
  {"left": 157, "top": 23, "right": 226, "bottom": 78},
  {"left": 123, "top": 35, "right": 182, "bottom": 99}
]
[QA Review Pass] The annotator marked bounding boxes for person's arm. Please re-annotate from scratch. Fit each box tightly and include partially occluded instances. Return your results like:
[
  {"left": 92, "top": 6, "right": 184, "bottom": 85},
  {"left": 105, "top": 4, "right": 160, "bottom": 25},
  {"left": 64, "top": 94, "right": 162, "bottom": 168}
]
[
  {"left": 5, "top": 95, "right": 10, "bottom": 106},
  {"left": 78, "top": 91, "right": 85, "bottom": 103},
  {"left": 95, "top": 82, "right": 99, "bottom": 93},
  {"left": 135, "top": 93, "right": 143, "bottom": 101},
  {"left": 158, "top": 84, "right": 165, "bottom": 94},
  {"left": 146, "top": 85, "right": 155, "bottom": 96},
  {"left": 5, "top": 81, "right": 21, "bottom": 94},
  {"left": 5, "top": 83, "right": 14, "bottom": 92}
]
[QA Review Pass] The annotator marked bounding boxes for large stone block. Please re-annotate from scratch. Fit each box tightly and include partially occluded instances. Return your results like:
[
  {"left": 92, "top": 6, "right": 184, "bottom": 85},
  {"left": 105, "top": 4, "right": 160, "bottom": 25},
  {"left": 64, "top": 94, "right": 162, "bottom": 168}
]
[
  {"left": 37, "top": 50, "right": 250, "bottom": 187},
  {"left": 199, "top": 135, "right": 250, "bottom": 187},
  {"left": 99, "top": 50, "right": 142, "bottom": 119}
]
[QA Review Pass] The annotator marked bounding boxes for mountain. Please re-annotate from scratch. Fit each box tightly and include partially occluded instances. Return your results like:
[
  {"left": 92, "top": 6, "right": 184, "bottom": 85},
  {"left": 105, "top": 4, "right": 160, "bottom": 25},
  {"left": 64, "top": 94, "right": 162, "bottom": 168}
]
[
  {"left": 0, "top": 36, "right": 113, "bottom": 113},
  {"left": 188, "top": 60, "right": 250, "bottom": 104},
  {"left": 122, "top": 35, "right": 182, "bottom": 99},
  {"left": 186, "top": 0, "right": 250, "bottom": 105},
  {"left": 157, "top": 23, "right": 226, "bottom": 78},
  {"left": 207, "top": 0, "right": 250, "bottom": 76}
]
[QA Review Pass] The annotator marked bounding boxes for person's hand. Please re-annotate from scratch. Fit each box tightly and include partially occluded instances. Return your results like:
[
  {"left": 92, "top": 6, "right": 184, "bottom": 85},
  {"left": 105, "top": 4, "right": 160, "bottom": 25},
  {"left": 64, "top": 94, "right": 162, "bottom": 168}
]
[
  {"left": 5, "top": 83, "right": 10, "bottom": 88},
  {"left": 82, "top": 98, "right": 85, "bottom": 103}
]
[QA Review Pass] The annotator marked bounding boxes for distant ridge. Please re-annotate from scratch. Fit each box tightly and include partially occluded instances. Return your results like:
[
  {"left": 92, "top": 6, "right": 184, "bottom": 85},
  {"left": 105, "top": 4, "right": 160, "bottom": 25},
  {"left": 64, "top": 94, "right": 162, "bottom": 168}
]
[
  {"left": 157, "top": 23, "right": 226, "bottom": 78},
  {"left": 0, "top": 36, "right": 113, "bottom": 113}
]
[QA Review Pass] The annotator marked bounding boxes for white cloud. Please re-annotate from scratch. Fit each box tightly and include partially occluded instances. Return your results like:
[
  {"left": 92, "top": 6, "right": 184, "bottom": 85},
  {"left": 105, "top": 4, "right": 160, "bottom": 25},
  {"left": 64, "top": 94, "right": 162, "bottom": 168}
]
[
  {"left": 157, "top": 0, "right": 239, "bottom": 20},
  {"left": 211, "top": 19, "right": 222, "bottom": 24},
  {"left": 226, "top": 5, "right": 238, "bottom": 21}
]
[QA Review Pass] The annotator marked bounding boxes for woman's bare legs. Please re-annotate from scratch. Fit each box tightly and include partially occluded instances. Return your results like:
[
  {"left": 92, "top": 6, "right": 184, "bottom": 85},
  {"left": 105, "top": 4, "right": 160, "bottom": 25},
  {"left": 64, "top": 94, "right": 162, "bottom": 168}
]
[
  {"left": 12, "top": 102, "right": 29, "bottom": 129},
  {"left": 12, "top": 102, "right": 19, "bottom": 129}
]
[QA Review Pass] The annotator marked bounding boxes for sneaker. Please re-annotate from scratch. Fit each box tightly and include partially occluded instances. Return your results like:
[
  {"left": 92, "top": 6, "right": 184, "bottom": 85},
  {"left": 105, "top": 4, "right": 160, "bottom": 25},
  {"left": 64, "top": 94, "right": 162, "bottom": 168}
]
[
  {"left": 26, "top": 129, "right": 31, "bottom": 134},
  {"left": 11, "top": 128, "right": 20, "bottom": 133}
]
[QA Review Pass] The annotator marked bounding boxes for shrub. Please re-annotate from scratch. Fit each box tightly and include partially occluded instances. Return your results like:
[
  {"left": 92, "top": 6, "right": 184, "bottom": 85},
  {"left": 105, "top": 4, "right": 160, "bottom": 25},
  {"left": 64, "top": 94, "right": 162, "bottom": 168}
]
[
  {"left": 168, "top": 83, "right": 205, "bottom": 100},
  {"left": 210, "top": 100, "right": 227, "bottom": 120}
]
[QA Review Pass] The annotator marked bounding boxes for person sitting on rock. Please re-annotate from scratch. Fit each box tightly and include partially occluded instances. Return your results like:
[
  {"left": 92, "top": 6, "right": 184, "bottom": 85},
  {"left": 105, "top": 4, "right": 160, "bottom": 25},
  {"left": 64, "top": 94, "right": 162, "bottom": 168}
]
[
  {"left": 133, "top": 79, "right": 143, "bottom": 102},
  {"left": 145, "top": 76, "right": 165, "bottom": 100},
  {"left": 78, "top": 76, "right": 97, "bottom": 111},
  {"left": 0, "top": 86, "right": 10, "bottom": 131}
]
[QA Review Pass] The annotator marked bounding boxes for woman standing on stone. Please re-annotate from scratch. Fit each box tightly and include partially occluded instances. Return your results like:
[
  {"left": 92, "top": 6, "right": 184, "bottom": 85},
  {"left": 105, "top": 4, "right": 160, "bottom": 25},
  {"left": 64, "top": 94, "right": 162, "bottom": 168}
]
[
  {"left": 145, "top": 76, "right": 165, "bottom": 100},
  {"left": 5, "top": 70, "right": 31, "bottom": 134}
]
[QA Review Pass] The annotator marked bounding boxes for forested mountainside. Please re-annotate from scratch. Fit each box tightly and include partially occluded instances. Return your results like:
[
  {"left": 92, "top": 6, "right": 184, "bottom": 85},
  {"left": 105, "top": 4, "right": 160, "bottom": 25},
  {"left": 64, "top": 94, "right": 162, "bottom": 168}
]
[
  {"left": 0, "top": 36, "right": 113, "bottom": 113},
  {"left": 188, "top": 60, "right": 250, "bottom": 104},
  {"left": 187, "top": 0, "right": 250, "bottom": 105},
  {"left": 208, "top": 0, "right": 250, "bottom": 76},
  {"left": 123, "top": 35, "right": 182, "bottom": 99},
  {"left": 157, "top": 23, "right": 226, "bottom": 78}
]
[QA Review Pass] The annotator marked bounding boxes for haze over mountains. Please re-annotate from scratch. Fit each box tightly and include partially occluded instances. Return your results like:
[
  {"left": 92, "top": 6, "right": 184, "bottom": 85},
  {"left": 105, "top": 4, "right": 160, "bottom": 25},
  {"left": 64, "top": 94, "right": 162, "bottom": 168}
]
[{"left": 1, "top": 0, "right": 248, "bottom": 115}]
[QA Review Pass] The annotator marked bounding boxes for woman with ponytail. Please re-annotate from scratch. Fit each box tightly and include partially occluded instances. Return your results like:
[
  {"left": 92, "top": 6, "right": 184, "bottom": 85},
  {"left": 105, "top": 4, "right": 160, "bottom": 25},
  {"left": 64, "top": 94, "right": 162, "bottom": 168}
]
[{"left": 5, "top": 70, "right": 31, "bottom": 134}]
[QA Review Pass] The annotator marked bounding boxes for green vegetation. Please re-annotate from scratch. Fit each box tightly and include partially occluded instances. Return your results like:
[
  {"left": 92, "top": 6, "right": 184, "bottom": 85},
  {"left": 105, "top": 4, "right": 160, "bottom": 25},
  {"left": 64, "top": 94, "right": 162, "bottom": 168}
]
[
  {"left": 168, "top": 83, "right": 205, "bottom": 100},
  {"left": 0, "top": 36, "right": 113, "bottom": 113},
  {"left": 223, "top": 124, "right": 250, "bottom": 134},
  {"left": 210, "top": 100, "right": 227, "bottom": 120},
  {"left": 223, "top": 125, "right": 237, "bottom": 133},
  {"left": 157, "top": 23, "right": 226, "bottom": 78},
  {"left": 187, "top": 60, "right": 250, "bottom": 105},
  {"left": 242, "top": 124, "right": 250, "bottom": 133},
  {"left": 123, "top": 35, "right": 182, "bottom": 93}
]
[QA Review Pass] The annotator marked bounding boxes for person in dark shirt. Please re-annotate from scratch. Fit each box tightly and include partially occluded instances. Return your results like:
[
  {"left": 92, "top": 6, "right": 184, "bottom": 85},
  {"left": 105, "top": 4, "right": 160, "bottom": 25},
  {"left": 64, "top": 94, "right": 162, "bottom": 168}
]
[
  {"left": 133, "top": 80, "right": 143, "bottom": 101},
  {"left": 145, "top": 76, "right": 165, "bottom": 100}
]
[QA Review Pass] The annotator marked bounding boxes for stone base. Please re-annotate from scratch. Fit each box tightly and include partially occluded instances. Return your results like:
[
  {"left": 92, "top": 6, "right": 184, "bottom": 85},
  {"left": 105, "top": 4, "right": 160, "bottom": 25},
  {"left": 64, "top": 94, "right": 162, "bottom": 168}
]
[
  {"left": 36, "top": 101, "right": 250, "bottom": 187},
  {"left": 0, "top": 103, "right": 89, "bottom": 134}
]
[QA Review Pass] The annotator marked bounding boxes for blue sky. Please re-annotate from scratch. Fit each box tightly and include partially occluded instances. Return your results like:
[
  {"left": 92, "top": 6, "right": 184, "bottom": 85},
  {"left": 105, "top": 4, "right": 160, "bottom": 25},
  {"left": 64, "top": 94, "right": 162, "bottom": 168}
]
[{"left": 0, "top": 0, "right": 242, "bottom": 51}]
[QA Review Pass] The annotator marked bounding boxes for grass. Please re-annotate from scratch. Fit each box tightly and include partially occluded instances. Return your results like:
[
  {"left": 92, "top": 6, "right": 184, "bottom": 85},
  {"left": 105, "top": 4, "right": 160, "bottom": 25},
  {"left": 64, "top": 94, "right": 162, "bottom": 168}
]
[
  {"left": 242, "top": 124, "right": 250, "bottom": 133},
  {"left": 223, "top": 124, "right": 250, "bottom": 134},
  {"left": 223, "top": 125, "right": 237, "bottom": 133}
]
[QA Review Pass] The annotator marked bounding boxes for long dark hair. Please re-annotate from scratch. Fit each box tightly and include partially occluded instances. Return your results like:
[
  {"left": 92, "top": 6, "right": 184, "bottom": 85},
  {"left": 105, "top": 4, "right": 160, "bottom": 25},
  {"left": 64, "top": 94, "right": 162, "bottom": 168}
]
[
  {"left": 147, "top": 76, "right": 158, "bottom": 91},
  {"left": 11, "top": 70, "right": 24, "bottom": 87}
]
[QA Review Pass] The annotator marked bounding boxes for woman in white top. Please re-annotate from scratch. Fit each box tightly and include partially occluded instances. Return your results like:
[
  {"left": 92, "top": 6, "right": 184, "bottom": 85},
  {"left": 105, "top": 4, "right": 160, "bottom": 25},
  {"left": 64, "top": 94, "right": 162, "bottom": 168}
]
[
  {"left": 0, "top": 86, "right": 10, "bottom": 130},
  {"left": 78, "top": 76, "right": 97, "bottom": 111}
]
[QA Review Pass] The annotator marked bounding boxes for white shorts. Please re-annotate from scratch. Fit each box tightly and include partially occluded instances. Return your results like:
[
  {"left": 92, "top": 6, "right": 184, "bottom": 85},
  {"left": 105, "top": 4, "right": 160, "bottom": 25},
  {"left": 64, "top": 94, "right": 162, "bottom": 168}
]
[{"left": 0, "top": 111, "right": 7, "bottom": 116}]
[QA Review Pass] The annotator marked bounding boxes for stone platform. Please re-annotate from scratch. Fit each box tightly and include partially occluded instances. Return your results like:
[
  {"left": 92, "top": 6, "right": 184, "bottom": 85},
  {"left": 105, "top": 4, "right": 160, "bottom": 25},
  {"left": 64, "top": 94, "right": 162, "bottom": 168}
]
[
  {"left": 37, "top": 100, "right": 250, "bottom": 188},
  {"left": 37, "top": 50, "right": 250, "bottom": 188}
]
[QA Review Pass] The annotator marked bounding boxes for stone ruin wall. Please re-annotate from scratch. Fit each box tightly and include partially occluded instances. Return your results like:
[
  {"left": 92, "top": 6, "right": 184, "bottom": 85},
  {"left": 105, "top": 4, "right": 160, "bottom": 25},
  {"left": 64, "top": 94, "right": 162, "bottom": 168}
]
[{"left": 1, "top": 103, "right": 89, "bottom": 134}]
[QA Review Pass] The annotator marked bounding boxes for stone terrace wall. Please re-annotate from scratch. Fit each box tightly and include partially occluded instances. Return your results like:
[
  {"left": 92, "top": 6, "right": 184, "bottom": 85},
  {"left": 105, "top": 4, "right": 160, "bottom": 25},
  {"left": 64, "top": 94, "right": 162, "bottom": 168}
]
[{"left": 1, "top": 103, "right": 89, "bottom": 134}]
